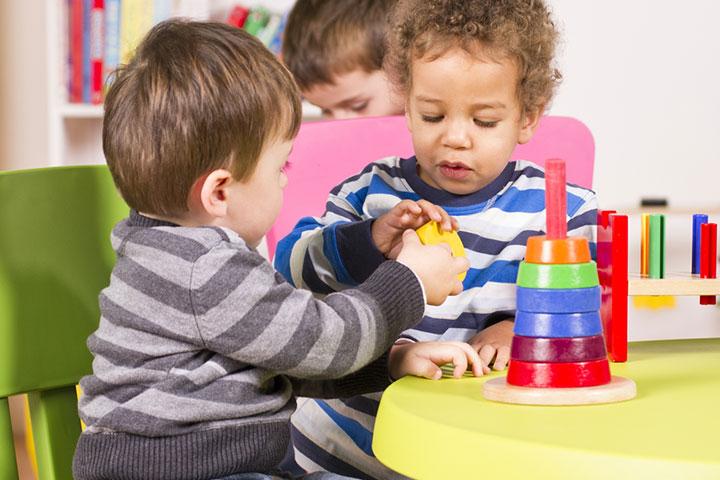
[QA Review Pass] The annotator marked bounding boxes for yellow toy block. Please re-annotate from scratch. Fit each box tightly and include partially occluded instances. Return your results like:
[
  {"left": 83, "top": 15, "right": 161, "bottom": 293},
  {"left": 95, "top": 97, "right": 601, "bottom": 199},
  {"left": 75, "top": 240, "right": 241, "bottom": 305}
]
[{"left": 415, "top": 221, "right": 467, "bottom": 281}]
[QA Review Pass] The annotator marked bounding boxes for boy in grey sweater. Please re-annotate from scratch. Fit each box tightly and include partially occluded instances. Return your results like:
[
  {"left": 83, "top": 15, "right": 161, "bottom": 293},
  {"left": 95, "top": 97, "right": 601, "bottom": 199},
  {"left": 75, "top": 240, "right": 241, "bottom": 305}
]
[{"left": 72, "top": 20, "right": 480, "bottom": 480}]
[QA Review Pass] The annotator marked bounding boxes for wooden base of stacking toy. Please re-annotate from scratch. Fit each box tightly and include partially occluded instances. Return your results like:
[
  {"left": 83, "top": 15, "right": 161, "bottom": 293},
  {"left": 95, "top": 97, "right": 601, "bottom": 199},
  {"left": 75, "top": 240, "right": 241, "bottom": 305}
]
[{"left": 483, "top": 375, "right": 636, "bottom": 405}]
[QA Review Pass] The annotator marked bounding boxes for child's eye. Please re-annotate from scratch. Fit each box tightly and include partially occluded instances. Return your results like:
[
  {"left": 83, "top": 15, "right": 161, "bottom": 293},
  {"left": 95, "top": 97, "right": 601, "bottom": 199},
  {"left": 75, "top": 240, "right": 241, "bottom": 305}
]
[
  {"left": 475, "top": 119, "right": 498, "bottom": 128},
  {"left": 281, "top": 161, "right": 292, "bottom": 173},
  {"left": 421, "top": 115, "right": 443, "bottom": 123},
  {"left": 350, "top": 102, "right": 369, "bottom": 112}
]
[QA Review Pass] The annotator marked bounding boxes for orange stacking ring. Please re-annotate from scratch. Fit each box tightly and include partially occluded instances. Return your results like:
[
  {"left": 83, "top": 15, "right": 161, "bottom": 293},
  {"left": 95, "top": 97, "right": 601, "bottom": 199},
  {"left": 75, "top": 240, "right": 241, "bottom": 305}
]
[{"left": 525, "top": 235, "right": 591, "bottom": 264}]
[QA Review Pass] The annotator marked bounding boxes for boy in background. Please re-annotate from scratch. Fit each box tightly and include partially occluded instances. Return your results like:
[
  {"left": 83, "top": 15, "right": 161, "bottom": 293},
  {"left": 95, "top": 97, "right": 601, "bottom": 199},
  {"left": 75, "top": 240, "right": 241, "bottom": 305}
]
[
  {"left": 72, "top": 19, "right": 481, "bottom": 480},
  {"left": 276, "top": 0, "right": 598, "bottom": 478},
  {"left": 282, "top": 0, "right": 403, "bottom": 119}
]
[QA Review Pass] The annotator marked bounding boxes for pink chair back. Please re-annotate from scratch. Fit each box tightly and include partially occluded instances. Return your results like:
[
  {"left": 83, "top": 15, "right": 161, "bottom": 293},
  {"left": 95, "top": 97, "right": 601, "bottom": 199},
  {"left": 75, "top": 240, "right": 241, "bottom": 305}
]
[{"left": 267, "top": 115, "right": 595, "bottom": 257}]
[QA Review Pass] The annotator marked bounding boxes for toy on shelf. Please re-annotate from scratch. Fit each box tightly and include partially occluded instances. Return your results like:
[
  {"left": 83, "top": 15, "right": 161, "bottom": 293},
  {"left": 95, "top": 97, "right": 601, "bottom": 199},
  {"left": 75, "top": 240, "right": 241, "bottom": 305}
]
[
  {"left": 483, "top": 159, "right": 636, "bottom": 405},
  {"left": 416, "top": 220, "right": 467, "bottom": 281},
  {"left": 599, "top": 210, "right": 720, "bottom": 362}
]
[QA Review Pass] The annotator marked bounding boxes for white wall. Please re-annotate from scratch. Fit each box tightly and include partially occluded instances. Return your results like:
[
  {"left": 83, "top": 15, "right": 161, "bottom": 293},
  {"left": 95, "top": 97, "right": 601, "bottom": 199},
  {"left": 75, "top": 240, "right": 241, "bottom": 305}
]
[
  {"left": 547, "top": 0, "right": 720, "bottom": 341},
  {"left": 547, "top": 0, "right": 720, "bottom": 211},
  {"left": 0, "top": 0, "right": 49, "bottom": 170}
]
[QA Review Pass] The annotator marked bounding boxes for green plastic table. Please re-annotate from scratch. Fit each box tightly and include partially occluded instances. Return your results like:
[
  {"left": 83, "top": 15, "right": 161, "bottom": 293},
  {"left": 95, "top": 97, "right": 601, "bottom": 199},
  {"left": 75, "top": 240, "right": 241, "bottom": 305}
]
[{"left": 373, "top": 338, "right": 720, "bottom": 479}]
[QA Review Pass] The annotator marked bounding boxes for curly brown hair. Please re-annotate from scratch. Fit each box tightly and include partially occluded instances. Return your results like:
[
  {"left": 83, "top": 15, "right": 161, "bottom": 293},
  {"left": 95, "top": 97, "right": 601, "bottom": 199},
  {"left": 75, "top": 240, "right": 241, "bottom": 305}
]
[{"left": 385, "top": 0, "right": 562, "bottom": 114}]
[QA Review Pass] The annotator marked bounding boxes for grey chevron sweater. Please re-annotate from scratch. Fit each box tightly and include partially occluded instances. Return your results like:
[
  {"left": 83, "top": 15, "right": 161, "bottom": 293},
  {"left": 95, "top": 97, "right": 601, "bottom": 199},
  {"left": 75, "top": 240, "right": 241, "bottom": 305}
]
[{"left": 73, "top": 212, "right": 425, "bottom": 480}]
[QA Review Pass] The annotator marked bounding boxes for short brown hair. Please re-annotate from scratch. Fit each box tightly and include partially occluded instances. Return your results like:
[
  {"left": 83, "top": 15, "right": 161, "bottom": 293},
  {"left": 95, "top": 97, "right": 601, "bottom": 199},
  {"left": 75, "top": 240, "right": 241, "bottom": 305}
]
[
  {"left": 386, "top": 0, "right": 561, "bottom": 113},
  {"left": 104, "top": 20, "right": 301, "bottom": 217},
  {"left": 282, "top": 0, "right": 398, "bottom": 91}
]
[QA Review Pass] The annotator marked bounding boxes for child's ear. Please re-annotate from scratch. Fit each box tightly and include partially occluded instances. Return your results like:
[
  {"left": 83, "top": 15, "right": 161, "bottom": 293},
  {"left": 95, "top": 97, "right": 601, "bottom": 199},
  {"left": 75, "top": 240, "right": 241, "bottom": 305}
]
[
  {"left": 196, "top": 169, "right": 234, "bottom": 218},
  {"left": 517, "top": 104, "right": 545, "bottom": 144}
]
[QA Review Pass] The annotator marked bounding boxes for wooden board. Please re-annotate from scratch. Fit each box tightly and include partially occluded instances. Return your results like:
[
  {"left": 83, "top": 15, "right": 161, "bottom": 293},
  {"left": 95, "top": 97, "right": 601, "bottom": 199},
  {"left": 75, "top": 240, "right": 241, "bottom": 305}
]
[
  {"left": 628, "top": 273, "right": 720, "bottom": 296},
  {"left": 483, "top": 375, "right": 636, "bottom": 405}
]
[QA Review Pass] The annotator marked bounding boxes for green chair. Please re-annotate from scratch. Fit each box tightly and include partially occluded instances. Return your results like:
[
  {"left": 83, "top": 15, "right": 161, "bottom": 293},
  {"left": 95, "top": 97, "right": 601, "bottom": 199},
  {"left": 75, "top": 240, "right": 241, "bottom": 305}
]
[{"left": 0, "top": 166, "right": 128, "bottom": 479}]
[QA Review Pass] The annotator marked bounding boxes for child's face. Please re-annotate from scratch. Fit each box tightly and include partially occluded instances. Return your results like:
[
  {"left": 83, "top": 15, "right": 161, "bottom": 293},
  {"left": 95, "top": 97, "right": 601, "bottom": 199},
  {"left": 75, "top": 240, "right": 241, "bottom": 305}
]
[
  {"left": 303, "top": 69, "right": 404, "bottom": 120},
  {"left": 406, "top": 47, "right": 539, "bottom": 195},
  {"left": 223, "top": 139, "right": 293, "bottom": 247}
]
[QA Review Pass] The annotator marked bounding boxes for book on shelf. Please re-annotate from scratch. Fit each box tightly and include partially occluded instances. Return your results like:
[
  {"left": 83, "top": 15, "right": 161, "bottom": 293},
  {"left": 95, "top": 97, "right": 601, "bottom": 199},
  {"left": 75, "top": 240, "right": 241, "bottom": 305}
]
[
  {"left": 120, "top": 0, "right": 153, "bottom": 65},
  {"left": 90, "top": 0, "right": 105, "bottom": 104},
  {"left": 64, "top": 1, "right": 289, "bottom": 107},
  {"left": 69, "top": 0, "right": 83, "bottom": 103},
  {"left": 104, "top": 0, "right": 120, "bottom": 87}
]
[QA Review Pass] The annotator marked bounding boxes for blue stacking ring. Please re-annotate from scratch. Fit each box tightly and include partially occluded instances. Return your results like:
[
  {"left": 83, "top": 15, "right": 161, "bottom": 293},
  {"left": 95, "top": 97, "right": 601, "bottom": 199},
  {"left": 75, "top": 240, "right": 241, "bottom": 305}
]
[
  {"left": 516, "top": 286, "right": 601, "bottom": 314},
  {"left": 514, "top": 311, "right": 603, "bottom": 338}
]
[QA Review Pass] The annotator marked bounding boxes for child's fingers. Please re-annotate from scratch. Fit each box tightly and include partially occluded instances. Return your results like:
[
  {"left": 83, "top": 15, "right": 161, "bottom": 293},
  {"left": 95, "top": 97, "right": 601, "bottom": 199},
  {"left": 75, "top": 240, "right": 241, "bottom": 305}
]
[
  {"left": 416, "top": 359, "right": 443, "bottom": 380},
  {"left": 416, "top": 200, "right": 455, "bottom": 231},
  {"left": 449, "top": 341, "right": 486, "bottom": 377},
  {"left": 416, "top": 199, "right": 444, "bottom": 225},
  {"left": 396, "top": 199, "right": 423, "bottom": 216},
  {"left": 401, "top": 229, "right": 422, "bottom": 246},
  {"left": 478, "top": 344, "right": 497, "bottom": 368},
  {"left": 449, "top": 279, "right": 464, "bottom": 296},
  {"left": 492, "top": 345, "right": 511, "bottom": 371},
  {"left": 450, "top": 257, "right": 470, "bottom": 289}
]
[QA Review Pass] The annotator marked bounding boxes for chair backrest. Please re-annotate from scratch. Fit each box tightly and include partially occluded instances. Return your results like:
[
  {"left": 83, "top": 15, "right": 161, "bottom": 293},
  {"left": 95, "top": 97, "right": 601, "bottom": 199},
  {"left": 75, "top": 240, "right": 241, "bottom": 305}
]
[
  {"left": 266, "top": 115, "right": 595, "bottom": 257},
  {"left": 0, "top": 166, "right": 128, "bottom": 479}
]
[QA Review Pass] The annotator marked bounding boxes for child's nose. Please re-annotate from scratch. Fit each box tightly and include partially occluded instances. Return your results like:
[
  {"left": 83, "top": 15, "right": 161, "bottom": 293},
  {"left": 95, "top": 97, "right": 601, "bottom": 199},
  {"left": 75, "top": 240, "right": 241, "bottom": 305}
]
[{"left": 442, "top": 120, "right": 472, "bottom": 149}]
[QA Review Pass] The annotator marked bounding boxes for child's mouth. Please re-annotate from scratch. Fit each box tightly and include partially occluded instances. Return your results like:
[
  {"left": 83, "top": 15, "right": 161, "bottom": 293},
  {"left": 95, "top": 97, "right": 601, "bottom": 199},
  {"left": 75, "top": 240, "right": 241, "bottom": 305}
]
[{"left": 439, "top": 162, "right": 472, "bottom": 180}]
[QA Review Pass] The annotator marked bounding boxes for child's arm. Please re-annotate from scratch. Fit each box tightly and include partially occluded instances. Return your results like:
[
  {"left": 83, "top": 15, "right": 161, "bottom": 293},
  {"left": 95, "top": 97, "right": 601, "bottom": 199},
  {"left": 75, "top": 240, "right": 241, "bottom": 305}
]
[
  {"left": 388, "top": 341, "right": 488, "bottom": 380},
  {"left": 292, "top": 340, "right": 487, "bottom": 398},
  {"left": 193, "top": 232, "right": 467, "bottom": 385},
  {"left": 274, "top": 161, "right": 455, "bottom": 292}
]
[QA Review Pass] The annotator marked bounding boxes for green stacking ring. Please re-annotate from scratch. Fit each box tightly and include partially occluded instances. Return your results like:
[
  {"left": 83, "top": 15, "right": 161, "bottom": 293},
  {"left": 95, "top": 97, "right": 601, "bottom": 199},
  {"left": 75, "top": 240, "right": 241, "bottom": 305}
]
[{"left": 516, "top": 261, "right": 598, "bottom": 289}]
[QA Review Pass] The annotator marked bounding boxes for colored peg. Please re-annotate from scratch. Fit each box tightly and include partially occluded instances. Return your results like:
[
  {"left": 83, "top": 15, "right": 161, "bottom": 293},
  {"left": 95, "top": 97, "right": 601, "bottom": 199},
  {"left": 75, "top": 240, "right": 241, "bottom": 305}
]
[
  {"left": 648, "top": 214, "right": 665, "bottom": 279},
  {"left": 692, "top": 214, "right": 708, "bottom": 274},
  {"left": 700, "top": 222, "right": 717, "bottom": 305},
  {"left": 640, "top": 213, "right": 649, "bottom": 276},
  {"left": 544, "top": 159, "right": 567, "bottom": 239}
]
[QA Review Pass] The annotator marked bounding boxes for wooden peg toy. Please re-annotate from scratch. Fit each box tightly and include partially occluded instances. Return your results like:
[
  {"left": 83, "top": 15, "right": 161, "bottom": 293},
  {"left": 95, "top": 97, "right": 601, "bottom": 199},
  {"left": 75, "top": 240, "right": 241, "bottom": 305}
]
[{"left": 483, "top": 160, "right": 636, "bottom": 405}]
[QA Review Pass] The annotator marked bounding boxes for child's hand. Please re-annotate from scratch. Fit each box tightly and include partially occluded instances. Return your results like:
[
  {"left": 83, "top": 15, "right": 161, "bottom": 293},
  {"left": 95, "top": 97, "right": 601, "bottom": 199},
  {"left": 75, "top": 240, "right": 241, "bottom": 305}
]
[
  {"left": 389, "top": 341, "right": 489, "bottom": 380},
  {"left": 396, "top": 230, "right": 469, "bottom": 305},
  {"left": 372, "top": 200, "right": 458, "bottom": 259},
  {"left": 468, "top": 320, "right": 514, "bottom": 371}
]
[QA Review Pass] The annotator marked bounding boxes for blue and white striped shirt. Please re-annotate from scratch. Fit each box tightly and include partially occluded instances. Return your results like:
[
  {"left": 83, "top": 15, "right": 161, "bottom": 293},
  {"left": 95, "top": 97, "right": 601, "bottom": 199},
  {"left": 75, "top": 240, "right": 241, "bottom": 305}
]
[{"left": 274, "top": 156, "right": 597, "bottom": 479}]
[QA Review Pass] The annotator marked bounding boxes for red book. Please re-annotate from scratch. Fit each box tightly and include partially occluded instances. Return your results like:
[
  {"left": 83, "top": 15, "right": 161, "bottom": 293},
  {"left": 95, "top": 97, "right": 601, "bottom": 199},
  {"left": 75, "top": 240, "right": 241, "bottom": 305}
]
[
  {"left": 69, "top": 0, "right": 84, "bottom": 103},
  {"left": 90, "top": 0, "right": 105, "bottom": 104},
  {"left": 227, "top": 5, "right": 250, "bottom": 28}
]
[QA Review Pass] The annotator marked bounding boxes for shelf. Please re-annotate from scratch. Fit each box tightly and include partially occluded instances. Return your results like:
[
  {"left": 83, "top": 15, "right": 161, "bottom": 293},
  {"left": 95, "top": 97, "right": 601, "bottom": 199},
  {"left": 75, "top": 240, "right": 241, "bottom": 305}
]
[
  {"left": 628, "top": 273, "right": 720, "bottom": 296},
  {"left": 57, "top": 102, "right": 321, "bottom": 121},
  {"left": 609, "top": 206, "right": 720, "bottom": 215},
  {"left": 60, "top": 103, "right": 104, "bottom": 119}
]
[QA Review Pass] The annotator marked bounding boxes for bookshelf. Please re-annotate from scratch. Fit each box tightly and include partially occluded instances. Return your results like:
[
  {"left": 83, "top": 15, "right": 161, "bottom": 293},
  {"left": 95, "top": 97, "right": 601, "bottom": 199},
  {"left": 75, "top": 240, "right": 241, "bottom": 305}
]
[{"left": 45, "top": 0, "right": 301, "bottom": 166}]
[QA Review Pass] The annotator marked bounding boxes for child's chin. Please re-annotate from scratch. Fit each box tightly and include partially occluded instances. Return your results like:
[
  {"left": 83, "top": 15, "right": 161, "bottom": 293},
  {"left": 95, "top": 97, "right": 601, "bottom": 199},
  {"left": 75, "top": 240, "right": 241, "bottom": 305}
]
[{"left": 438, "top": 180, "right": 483, "bottom": 196}]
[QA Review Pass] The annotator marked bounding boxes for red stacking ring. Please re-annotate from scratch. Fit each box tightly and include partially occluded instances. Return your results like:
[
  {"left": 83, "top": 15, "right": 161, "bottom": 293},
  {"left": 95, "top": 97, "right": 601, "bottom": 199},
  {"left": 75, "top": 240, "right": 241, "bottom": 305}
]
[{"left": 507, "top": 359, "right": 611, "bottom": 388}]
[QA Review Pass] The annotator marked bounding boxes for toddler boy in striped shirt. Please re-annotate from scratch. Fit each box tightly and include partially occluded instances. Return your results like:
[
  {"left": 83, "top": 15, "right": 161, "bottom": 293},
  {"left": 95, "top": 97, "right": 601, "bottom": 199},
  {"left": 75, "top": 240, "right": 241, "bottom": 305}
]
[
  {"left": 275, "top": 0, "right": 598, "bottom": 478},
  {"left": 72, "top": 19, "right": 482, "bottom": 480}
]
